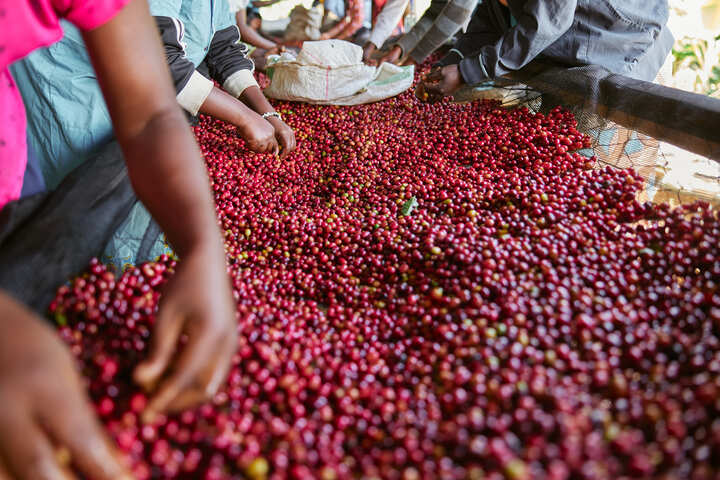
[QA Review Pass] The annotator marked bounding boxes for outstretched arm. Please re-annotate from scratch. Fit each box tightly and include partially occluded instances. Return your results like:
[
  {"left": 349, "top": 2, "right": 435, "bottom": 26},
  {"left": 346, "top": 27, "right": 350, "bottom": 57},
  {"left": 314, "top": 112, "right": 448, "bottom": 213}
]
[
  {"left": 153, "top": 16, "right": 278, "bottom": 154},
  {"left": 236, "top": 8, "right": 278, "bottom": 49},
  {"left": 82, "top": 0, "right": 238, "bottom": 419}
]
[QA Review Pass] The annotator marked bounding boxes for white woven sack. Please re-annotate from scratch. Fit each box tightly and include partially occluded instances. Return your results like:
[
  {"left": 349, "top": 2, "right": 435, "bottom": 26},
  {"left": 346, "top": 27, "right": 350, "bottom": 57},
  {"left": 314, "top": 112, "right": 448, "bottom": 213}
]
[
  {"left": 284, "top": 5, "right": 323, "bottom": 42},
  {"left": 264, "top": 40, "right": 414, "bottom": 105}
]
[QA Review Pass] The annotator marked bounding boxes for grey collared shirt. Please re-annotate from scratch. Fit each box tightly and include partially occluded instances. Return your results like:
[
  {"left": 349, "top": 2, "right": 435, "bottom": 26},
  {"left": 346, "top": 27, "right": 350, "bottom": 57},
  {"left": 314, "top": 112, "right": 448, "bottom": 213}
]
[{"left": 439, "top": 0, "right": 674, "bottom": 83}]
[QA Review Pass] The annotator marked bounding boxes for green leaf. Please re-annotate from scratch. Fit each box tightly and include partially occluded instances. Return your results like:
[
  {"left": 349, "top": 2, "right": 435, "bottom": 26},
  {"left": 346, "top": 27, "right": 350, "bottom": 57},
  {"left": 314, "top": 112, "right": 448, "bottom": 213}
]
[
  {"left": 400, "top": 197, "right": 418, "bottom": 216},
  {"left": 55, "top": 311, "right": 67, "bottom": 327}
]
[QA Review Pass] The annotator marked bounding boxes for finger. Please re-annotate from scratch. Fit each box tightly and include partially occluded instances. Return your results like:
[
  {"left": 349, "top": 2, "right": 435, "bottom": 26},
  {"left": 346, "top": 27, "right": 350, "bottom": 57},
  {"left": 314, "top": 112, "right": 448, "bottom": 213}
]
[
  {"left": 425, "top": 69, "right": 443, "bottom": 83},
  {"left": 163, "top": 323, "right": 236, "bottom": 413},
  {"left": 164, "top": 388, "right": 209, "bottom": 413},
  {"left": 423, "top": 90, "right": 444, "bottom": 104},
  {"left": 278, "top": 136, "right": 291, "bottom": 160},
  {"left": 133, "top": 301, "right": 183, "bottom": 391},
  {"left": 41, "top": 394, "right": 131, "bottom": 480},
  {"left": 143, "top": 325, "right": 218, "bottom": 421},
  {"left": 204, "top": 332, "right": 236, "bottom": 397},
  {"left": 0, "top": 408, "right": 73, "bottom": 480},
  {"left": 430, "top": 66, "right": 444, "bottom": 77},
  {"left": 424, "top": 80, "right": 445, "bottom": 95},
  {"left": 264, "top": 137, "right": 278, "bottom": 155}
]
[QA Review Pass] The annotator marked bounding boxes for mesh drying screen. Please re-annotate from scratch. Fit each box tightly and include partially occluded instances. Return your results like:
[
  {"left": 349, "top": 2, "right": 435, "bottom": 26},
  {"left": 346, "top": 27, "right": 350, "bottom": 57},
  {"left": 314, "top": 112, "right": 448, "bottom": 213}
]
[{"left": 455, "top": 62, "right": 720, "bottom": 208}]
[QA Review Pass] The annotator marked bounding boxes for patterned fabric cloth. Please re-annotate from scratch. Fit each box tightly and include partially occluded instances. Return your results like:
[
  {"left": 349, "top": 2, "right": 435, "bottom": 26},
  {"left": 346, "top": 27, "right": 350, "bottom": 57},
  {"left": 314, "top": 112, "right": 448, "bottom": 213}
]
[{"left": 0, "top": 0, "right": 129, "bottom": 209}]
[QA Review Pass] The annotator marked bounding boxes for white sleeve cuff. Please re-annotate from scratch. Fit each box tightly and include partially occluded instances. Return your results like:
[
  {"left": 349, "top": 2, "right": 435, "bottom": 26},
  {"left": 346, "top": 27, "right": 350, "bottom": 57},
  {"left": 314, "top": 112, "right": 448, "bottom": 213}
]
[
  {"left": 176, "top": 71, "right": 214, "bottom": 115},
  {"left": 223, "top": 69, "right": 259, "bottom": 98}
]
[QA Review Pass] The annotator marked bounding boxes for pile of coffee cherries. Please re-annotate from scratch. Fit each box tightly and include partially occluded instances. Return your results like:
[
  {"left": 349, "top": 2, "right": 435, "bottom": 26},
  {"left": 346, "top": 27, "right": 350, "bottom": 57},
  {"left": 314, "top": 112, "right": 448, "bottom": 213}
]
[{"left": 51, "top": 63, "right": 720, "bottom": 479}]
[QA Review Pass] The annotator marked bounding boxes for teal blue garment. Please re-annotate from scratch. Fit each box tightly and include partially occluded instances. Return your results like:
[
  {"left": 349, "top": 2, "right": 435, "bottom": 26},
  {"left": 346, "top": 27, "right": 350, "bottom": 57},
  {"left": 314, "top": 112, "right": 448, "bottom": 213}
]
[
  {"left": 10, "top": 25, "right": 112, "bottom": 190},
  {"left": 149, "top": 0, "right": 236, "bottom": 67},
  {"left": 8, "top": 0, "right": 238, "bottom": 269},
  {"left": 102, "top": 202, "right": 173, "bottom": 272},
  {"left": 10, "top": 0, "right": 235, "bottom": 188}
]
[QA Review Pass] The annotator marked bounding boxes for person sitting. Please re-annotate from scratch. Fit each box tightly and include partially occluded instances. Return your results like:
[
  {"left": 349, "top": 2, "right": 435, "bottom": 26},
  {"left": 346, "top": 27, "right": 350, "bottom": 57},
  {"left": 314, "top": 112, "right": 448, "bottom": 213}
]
[
  {"left": 0, "top": 1, "right": 237, "bottom": 478},
  {"left": 320, "top": 0, "right": 366, "bottom": 41},
  {"left": 230, "top": 0, "right": 285, "bottom": 52},
  {"left": 378, "top": 0, "right": 479, "bottom": 66},
  {"left": 419, "top": 0, "right": 674, "bottom": 102}
]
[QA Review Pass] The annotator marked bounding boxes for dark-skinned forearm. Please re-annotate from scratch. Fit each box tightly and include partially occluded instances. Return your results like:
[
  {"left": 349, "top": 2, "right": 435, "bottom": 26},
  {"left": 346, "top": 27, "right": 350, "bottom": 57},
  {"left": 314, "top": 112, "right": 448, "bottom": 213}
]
[
  {"left": 236, "top": 11, "right": 277, "bottom": 50},
  {"left": 82, "top": 0, "right": 225, "bottom": 259},
  {"left": 121, "top": 108, "right": 223, "bottom": 258},
  {"left": 240, "top": 86, "right": 276, "bottom": 115},
  {"left": 201, "top": 86, "right": 263, "bottom": 127}
]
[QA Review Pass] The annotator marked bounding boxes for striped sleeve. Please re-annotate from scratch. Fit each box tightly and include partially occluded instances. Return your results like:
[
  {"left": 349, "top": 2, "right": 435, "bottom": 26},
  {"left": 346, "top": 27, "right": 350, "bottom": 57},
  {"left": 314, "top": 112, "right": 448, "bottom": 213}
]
[
  {"left": 407, "top": 0, "right": 478, "bottom": 63},
  {"left": 394, "top": 0, "right": 448, "bottom": 58}
]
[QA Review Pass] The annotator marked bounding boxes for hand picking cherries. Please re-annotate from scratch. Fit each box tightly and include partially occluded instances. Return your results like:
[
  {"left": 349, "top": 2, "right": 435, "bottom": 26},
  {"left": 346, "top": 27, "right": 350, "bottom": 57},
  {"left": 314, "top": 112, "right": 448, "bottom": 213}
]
[{"left": 50, "top": 61, "right": 720, "bottom": 479}]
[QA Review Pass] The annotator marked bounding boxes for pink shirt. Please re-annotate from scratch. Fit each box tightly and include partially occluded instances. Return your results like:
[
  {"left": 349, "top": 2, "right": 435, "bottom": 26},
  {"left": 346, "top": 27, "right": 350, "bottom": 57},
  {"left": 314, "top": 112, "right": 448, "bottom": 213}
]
[{"left": 0, "top": 0, "right": 129, "bottom": 209}]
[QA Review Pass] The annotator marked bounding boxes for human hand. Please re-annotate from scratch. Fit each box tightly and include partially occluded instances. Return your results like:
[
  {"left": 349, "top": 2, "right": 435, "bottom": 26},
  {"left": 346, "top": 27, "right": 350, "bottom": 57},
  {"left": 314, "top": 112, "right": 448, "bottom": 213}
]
[
  {"left": 378, "top": 45, "right": 403, "bottom": 65},
  {"left": 265, "top": 45, "right": 286, "bottom": 57},
  {"left": 134, "top": 245, "right": 238, "bottom": 421},
  {"left": 363, "top": 42, "right": 378, "bottom": 66},
  {"left": 236, "top": 112, "right": 280, "bottom": 156},
  {"left": 0, "top": 293, "right": 132, "bottom": 479},
  {"left": 418, "top": 64, "right": 464, "bottom": 103},
  {"left": 267, "top": 116, "right": 297, "bottom": 160}
]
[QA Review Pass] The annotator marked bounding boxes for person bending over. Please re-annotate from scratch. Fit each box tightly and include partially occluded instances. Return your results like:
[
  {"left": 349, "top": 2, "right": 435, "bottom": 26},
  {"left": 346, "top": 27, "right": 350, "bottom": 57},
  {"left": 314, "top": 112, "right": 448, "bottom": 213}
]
[
  {"left": 150, "top": 0, "right": 297, "bottom": 159},
  {"left": 320, "top": 0, "right": 366, "bottom": 41},
  {"left": 230, "top": 0, "right": 285, "bottom": 52},
  {"left": 378, "top": 0, "right": 478, "bottom": 66},
  {"left": 11, "top": 0, "right": 296, "bottom": 186},
  {"left": 362, "top": 0, "right": 410, "bottom": 65},
  {"left": 0, "top": 0, "right": 236, "bottom": 478},
  {"left": 419, "top": 0, "right": 673, "bottom": 102}
]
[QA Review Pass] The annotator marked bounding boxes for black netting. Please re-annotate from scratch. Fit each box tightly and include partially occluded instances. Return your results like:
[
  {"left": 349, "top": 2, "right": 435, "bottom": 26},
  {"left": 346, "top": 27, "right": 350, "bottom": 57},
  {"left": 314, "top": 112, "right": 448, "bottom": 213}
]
[{"left": 453, "top": 62, "right": 720, "bottom": 207}]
